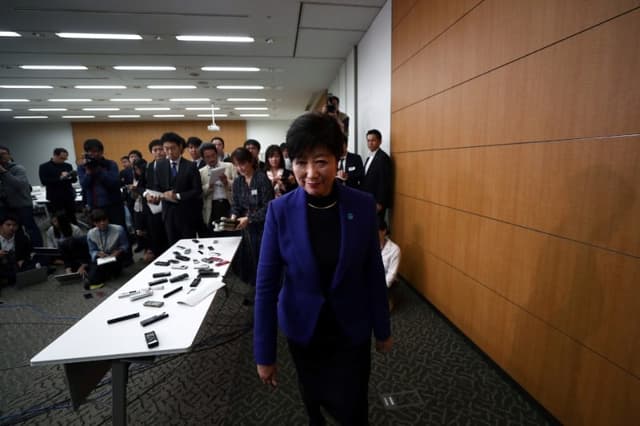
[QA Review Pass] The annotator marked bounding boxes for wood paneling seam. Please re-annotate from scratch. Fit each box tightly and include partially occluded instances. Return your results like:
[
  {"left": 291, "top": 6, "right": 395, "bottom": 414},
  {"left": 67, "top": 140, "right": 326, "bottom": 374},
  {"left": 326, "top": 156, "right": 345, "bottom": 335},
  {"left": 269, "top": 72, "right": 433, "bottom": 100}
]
[
  {"left": 406, "top": 227, "right": 640, "bottom": 381},
  {"left": 392, "top": 0, "right": 485, "bottom": 72},
  {"left": 390, "top": 133, "right": 640, "bottom": 155},
  {"left": 394, "top": 192, "right": 640, "bottom": 260},
  {"left": 391, "top": 5, "right": 640, "bottom": 114}
]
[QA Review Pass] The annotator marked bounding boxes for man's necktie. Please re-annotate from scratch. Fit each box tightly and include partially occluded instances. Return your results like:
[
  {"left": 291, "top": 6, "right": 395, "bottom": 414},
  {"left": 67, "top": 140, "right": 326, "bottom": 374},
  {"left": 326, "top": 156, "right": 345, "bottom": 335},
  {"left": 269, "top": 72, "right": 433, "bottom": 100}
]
[{"left": 171, "top": 161, "right": 177, "bottom": 177}]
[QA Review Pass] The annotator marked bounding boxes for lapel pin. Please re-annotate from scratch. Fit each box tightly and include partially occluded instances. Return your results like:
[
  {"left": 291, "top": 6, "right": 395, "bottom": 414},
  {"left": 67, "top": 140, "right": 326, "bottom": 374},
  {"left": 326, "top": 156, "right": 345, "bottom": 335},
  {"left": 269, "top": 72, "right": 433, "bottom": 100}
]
[{"left": 347, "top": 213, "right": 354, "bottom": 220}]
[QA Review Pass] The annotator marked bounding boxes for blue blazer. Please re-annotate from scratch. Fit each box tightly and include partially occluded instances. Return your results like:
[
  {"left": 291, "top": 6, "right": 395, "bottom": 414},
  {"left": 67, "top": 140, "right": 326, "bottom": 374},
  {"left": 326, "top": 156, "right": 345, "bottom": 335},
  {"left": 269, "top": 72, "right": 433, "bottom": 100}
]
[{"left": 254, "top": 184, "right": 391, "bottom": 365}]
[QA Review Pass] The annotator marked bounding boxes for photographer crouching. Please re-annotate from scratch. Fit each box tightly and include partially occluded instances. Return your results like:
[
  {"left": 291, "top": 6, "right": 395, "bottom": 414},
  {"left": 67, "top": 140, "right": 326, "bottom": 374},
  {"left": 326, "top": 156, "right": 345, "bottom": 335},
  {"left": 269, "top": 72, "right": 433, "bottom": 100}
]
[{"left": 77, "top": 139, "right": 125, "bottom": 228}]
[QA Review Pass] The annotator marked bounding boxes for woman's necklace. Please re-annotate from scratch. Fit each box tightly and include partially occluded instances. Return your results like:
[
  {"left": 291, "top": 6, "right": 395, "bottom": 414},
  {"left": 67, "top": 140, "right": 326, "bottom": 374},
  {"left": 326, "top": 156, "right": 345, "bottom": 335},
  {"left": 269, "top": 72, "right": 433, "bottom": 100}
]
[{"left": 307, "top": 201, "right": 337, "bottom": 209}]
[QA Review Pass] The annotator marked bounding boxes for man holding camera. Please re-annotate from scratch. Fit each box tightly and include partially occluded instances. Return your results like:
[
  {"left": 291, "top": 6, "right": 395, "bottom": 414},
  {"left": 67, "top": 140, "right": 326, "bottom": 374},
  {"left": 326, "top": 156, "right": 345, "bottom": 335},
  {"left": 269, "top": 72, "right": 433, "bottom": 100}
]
[
  {"left": 325, "top": 95, "right": 350, "bottom": 140},
  {"left": 77, "top": 139, "right": 125, "bottom": 227},
  {"left": 39, "top": 148, "right": 78, "bottom": 224}
]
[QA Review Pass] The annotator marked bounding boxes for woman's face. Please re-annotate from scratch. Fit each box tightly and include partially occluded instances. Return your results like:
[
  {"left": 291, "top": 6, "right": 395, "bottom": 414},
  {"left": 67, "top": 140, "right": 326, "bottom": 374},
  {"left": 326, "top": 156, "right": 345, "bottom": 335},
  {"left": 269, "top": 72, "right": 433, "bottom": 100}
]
[
  {"left": 268, "top": 154, "right": 281, "bottom": 169},
  {"left": 234, "top": 160, "right": 254, "bottom": 177},
  {"left": 293, "top": 145, "right": 337, "bottom": 197}
]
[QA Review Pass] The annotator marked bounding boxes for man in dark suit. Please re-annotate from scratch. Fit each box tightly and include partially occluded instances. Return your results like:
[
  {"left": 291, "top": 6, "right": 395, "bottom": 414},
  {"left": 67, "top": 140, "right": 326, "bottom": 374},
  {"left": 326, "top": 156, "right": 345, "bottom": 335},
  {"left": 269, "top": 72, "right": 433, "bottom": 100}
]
[
  {"left": 361, "top": 129, "right": 392, "bottom": 220},
  {"left": 336, "top": 139, "right": 364, "bottom": 189},
  {"left": 39, "top": 148, "right": 78, "bottom": 224},
  {"left": 146, "top": 132, "right": 202, "bottom": 245}
]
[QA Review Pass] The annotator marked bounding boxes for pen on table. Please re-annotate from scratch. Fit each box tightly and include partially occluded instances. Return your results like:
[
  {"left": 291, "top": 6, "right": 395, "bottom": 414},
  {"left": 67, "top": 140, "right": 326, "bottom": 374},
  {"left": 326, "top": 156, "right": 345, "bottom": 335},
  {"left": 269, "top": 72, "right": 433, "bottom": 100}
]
[
  {"left": 163, "top": 286, "right": 183, "bottom": 298},
  {"left": 107, "top": 312, "right": 140, "bottom": 324}
]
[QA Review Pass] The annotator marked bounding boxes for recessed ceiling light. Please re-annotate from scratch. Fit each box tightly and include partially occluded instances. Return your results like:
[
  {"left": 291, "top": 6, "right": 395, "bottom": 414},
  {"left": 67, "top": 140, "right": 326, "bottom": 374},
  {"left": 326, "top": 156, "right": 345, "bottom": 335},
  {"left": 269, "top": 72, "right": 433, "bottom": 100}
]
[
  {"left": 185, "top": 107, "right": 219, "bottom": 111},
  {"left": 197, "top": 113, "right": 227, "bottom": 117},
  {"left": 147, "top": 85, "right": 197, "bottom": 89},
  {"left": 14, "top": 115, "right": 48, "bottom": 119},
  {"left": 75, "top": 85, "right": 127, "bottom": 89},
  {"left": 0, "top": 31, "right": 21, "bottom": 37},
  {"left": 217, "top": 85, "right": 264, "bottom": 90},
  {"left": 234, "top": 107, "right": 268, "bottom": 111},
  {"left": 0, "top": 99, "right": 30, "bottom": 102},
  {"left": 153, "top": 114, "right": 184, "bottom": 118},
  {"left": 29, "top": 108, "right": 67, "bottom": 111},
  {"left": 108, "top": 115, "right": 141, "bottom": 118},
  {"left": 176, "top": 35, "right": 254, "bottom": 43},
  {"left": 114, "top": 66, "right": 176, "bottom": 71},
  {"left": 227, "top": 98, "right": 266, "bottom": 102},
  {"left": 109, "top": 98, "right": 152, "bottom": 102},
  {"left": 201, "top": 66, "right": 260, "bottom": 72},
  {"left": 48, "top": 98, "right": 92, "bottom": 102},
  {"left": 63, "top": 115, "right": 95, "bottom": 119},
  {"left": 0, "top": 85, "right": 53, "bottom": 89},
  {"left": 20, "top": 65, "right": 88, "bottom": 70},
  {"left": 56, "top": 32, "right": 142, "bottom": 40},
  {"left": 169, "top": 98, "right": 210, "bottom": 102},
  {"left": 240, "top": 114, "right": 270, "bottom": 117},
  {"left": 0, "top": 108, "right": 13, "bottom": 111},
  {"left": 135, "top": 107, "right": 171, "bottom": 111},
  {"left": 83, "top": 108, "right": 120, "bottom": 111}
]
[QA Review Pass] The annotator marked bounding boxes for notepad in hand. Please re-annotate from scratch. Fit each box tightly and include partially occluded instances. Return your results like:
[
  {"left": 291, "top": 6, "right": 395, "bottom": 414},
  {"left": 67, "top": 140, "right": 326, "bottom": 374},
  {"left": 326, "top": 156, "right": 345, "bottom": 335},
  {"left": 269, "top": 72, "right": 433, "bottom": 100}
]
[{"left": 96, "top": 256, "right": 117, "bottom": 266}]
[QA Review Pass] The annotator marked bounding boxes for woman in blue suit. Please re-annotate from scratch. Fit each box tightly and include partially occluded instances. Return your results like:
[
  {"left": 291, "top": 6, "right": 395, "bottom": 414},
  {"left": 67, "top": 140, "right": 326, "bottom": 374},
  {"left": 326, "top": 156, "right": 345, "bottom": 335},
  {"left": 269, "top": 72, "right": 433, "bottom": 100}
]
[{"left": 254, "top": 113, "right": 393, "bottom": 425}]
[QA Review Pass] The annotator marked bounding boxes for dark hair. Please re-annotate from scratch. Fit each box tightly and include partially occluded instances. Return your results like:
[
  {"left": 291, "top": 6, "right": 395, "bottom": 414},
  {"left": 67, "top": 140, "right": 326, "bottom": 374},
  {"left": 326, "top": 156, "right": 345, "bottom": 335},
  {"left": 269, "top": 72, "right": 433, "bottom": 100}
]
[
  {"left": 83, "top": 139, "right": 104, "bottom": 152},
  {"left": 148, "top": 139, "right": 162, "bottom": 153},
  {"left": 128, "top": 149, "right": 143, "bottom": 159},
  {"left": 120, "top": 155, "right": 129, "bottom": 161},
  {"left": 0, "top": 214, "right": 18, "bottom": 226},
  {"left": 199, "top": 142, "right": 217, "bottom": 157},
  {"left": 186, "top": 136, "right": 202, "bottom": 148},
  {"left": 265, "top": 145, "right": 285, "bottom": 170},
  {"left": 231, "top": 147, "right": 255, "bottom": 168},
  {"left": 366, "top": 129, "right": 382, "bottom": 140},
  {"left": 211, "top": 136, "right": 225, "bottom": 147},
  {"left": 286, "top": 112, "right": 343, "bottom": 161},
  {"left": 244, "top": 139, "right": 261, "bottom": 151},
  {"left": 378, "top": 217, "right": 388, "bottom": 232},
  {"left": 133, "top": 158, "right": 147, "bottom": 171},
  {"left": 0, "top": 146, "right": 10, "bottom": 154},
  {"left": 53, "top": 148, "right": 68, "bottom": 156},
  {"left": 52, "top": 210, "right": 73, "bottom": 238},
  {"left": 328, "top": 94, "right": 339, "bottom": 104},
  {"left": 90, "top": 209, "right": 108, "bottom": 223},
  {"left": 160, "top": 132, "right": 185, "bottom": 148}
]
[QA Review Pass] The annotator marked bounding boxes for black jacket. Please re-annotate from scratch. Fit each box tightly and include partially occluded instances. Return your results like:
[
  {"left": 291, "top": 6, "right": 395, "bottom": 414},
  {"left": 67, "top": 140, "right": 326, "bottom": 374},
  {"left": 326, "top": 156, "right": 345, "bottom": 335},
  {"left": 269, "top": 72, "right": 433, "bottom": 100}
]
[{"left": 38, "top": 160, "right": 76, "bottom": 202}]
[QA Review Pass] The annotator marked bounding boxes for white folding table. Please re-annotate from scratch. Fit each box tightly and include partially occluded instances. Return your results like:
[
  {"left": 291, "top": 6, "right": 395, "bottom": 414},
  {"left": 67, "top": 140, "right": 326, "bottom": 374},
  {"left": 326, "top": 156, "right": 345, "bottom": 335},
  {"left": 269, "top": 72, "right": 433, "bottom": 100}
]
[{"left": 31, "top": 236, "right": 242, "bottom": 425}]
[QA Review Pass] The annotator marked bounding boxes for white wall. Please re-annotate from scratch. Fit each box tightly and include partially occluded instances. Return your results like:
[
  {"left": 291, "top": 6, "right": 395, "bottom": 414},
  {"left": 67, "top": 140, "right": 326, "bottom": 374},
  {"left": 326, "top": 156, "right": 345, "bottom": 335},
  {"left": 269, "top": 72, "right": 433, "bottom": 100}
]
[
  {"left": 5, "top": 122, "right": 76, "bottom": 185},
  {"left": 329, "top": 49, "right": 357, "bottom": 153},
  {"left": 356, "top": 0, "right": 391, "bottom": 155},
  {"left": 246, "top": 119, "right": 292, "bottom": 160}
]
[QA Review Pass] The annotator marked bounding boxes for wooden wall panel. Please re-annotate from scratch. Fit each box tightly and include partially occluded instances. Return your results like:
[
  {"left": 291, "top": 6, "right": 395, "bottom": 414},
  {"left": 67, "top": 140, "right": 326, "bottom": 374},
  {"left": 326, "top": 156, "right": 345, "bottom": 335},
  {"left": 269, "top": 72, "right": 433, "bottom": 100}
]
[
  {"left": 392, "top": 7, "right": 640, "bottom": 153},
  {"left": 392, "top": 0, "right": 419, "bottom": 29},
  {"left": 71, "top": 120, "right": 246, "bottom": 165},
  {"left": 394, "top": 137, "right": 640, "bottom": 256},
  {"left": 392, "top": 0, "right": 481, "bottom": 69},
  {"left": 391, "top": 0, "right": 640, "bottom": 423},
  {"left": 392, "top": 0, "right": 639, "bottom": 112},
  {"left": 391, "top": 193, "right": 640, "bottom": 376},
  {"left": 392, "top": 196, "right": 640, "bottom": 425}
]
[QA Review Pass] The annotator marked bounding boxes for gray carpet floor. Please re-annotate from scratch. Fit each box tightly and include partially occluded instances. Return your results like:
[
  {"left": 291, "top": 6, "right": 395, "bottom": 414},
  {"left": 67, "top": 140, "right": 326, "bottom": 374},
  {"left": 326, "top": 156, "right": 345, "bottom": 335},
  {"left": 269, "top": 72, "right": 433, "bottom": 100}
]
[{"left": 0, "top": 259, "right": 558, "bottom": 425}]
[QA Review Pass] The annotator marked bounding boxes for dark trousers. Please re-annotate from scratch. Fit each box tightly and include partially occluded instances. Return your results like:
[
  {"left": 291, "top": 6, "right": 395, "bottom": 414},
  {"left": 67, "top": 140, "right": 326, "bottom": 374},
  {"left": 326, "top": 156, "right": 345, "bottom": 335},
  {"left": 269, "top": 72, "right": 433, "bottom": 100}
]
[
  {"left": 163, "top": 205, "right": 197, "bottom": 246},
  {"left": 59, "top": 237, "right": 90, "bottom": 271},
  {"left": 146, "top": 210, "right": 168, "bottom": 256},
  {"left": 99, "top": 202, "right": 125, "bottom": 228},
  {"left": 48, "top": 198, "right": 77, "bottom": 224},
  {"left": 10, "top": 207, "right": 43, "bottom": 247},
  {"left": 87, "top": 254, "right": 124, "bottom": 286},
  {"left": 288, "top": 339, "right": 371, "bottom": 426}
]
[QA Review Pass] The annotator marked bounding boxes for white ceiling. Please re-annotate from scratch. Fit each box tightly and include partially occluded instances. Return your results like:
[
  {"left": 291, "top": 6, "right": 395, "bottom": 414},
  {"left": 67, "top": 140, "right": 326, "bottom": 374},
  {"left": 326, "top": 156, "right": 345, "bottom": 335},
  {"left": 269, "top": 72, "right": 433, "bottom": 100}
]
[{"left": 0, "top": 0, "right": 385, "bottom": 123}]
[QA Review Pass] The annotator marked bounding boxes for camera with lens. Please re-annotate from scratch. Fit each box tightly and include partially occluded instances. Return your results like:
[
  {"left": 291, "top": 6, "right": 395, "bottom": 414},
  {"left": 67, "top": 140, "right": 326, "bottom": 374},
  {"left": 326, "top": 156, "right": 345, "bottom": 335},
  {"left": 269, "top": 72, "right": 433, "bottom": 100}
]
[
  {"left": 62, "top": 170, "right": 78, "bottom": 180},
  {"left": 326, "top": 102, "right": 336, "bottom": 113},
  {"left": 84, "top": 153, "right": 106, "bottom": 169}
]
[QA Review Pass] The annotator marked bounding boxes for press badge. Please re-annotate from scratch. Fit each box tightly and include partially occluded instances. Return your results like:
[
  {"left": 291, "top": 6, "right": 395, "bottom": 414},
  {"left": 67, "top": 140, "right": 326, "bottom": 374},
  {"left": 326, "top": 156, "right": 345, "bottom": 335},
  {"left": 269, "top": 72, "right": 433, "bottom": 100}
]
[{"left": 251, "top": 189, "right": 258, "bottom": 196}]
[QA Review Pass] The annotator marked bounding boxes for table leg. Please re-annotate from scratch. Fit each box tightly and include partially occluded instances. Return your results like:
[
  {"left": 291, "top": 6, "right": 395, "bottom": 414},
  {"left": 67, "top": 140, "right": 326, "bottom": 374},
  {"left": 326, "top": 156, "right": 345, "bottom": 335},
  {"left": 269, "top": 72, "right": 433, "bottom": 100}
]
[
  {"left": 111, "top": 360, "right": 130, "bottom": 426},
  {"left": 64, "top": 361, "right": 111, "bottom": 410}
]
